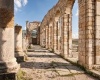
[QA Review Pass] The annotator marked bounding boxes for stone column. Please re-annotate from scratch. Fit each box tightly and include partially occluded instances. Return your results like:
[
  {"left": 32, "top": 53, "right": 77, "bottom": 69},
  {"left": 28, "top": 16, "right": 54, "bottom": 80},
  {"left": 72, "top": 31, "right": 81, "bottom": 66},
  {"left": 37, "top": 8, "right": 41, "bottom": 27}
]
[
  {"left": 95, "top": 1, "right": 100, "bottom": 65},
  {"left": 68, "top": 14, "right": 72, "bottom": 57},
  {"left": 15, "top": 25, "right": 25, "bottom": 62},
  {"left": 58, "top": 20, "right": 60, "bottom": 53},
  {"left": 62, "top": 13, "right": 72, "bottom": 58},
  {"left": 56, "top": 21, "right": 58, "bottom": 51},
  {"left": 60, "top": 17, "right": 63, "bottom": 55},
  {"left": 47, "top": 26, "right": 49, "bottom": 49},
  {"left": 48, "top": 26, "right": 50, "bottom": 49},
  {"left": 0, "top": 0, "right": 19, "bottom": 73},
  {"left": 46, "top": 26, "right": 48, "bottom": 48},
  {"left": 52, "top": 23, "right": 54, "bottom": 50},
  {"left": 22, "top": 37, "right": 27, "bottom": 53},
  {"left": 78, "top": 0, "right": 95, "bottom": 69},
  {"left": 48, "top": 24, "right": 52, "bottom": 50},
  {"left": 58, "top": 17, "right": 62, "bottom": 54},
  {"left": 41, "top": 29, "right": 43, "bottom": 46},
  {"left": 43, "top": 28, "right": 45, "bottom": 47},
  {"left": 44, "top": 27, "right": 46, "bottom": 47},
  {"left": 63, "top": 14, "right": 69, "bottom": 58},
  {"left": 40, "top": 29, "right": 42, "bottom": 46},
  {"left": 54, "top": 20, "right": 57, "bottom": 53},
  {"left": 50, "top": 24, "right": 53, "bottom": 50}
]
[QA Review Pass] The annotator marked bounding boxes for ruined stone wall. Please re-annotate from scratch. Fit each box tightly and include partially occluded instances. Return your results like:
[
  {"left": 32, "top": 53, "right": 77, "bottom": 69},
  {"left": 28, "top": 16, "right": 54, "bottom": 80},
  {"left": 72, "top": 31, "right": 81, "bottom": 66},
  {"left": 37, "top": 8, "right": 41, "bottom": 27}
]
[
  {"left": 40, "top": 0, "right": 100, "bottom": 69},
  {"left": 26, "top": 21, "right": 41, "bottom": 45},
  {"left": 40, "top": 0, "right": 74, "bottom": 57}
]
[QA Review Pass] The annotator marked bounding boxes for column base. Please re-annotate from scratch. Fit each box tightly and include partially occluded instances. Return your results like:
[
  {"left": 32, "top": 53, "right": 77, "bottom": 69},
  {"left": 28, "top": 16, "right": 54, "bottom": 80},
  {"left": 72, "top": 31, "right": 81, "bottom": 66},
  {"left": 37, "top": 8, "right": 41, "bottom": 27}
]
[
  {"left": 0, "top": 73, "right": 16, "bottom": 80},
  {"left": 93, "top": 65, "right": 100, "bottom": 69},
  {"left": 78, "top": 60, "right": 93, "bottom": 69},
  {"left": 0, "top": 58, "right": 20, "bottom": 73},
  {"left": 54, "top": 50, "right": 60, "bottom": 55},
  {"left": 15, "top": 51, "right": 26, "bottom": 62}
]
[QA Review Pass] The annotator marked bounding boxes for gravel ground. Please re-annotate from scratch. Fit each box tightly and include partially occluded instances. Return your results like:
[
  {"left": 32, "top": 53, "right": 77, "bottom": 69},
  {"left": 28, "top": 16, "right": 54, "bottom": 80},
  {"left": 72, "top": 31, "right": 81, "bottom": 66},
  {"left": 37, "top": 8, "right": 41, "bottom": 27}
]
[{"left": 20, "top": 45, "right": 98, "bottom": 80}]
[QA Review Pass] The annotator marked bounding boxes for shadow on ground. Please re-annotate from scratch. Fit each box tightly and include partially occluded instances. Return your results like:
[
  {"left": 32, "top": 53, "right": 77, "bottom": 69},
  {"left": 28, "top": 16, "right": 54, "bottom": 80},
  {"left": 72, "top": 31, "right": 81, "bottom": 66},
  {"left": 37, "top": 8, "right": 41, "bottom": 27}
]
[{"left": 28, "top": 54, "right": 61, "bottom": 58}]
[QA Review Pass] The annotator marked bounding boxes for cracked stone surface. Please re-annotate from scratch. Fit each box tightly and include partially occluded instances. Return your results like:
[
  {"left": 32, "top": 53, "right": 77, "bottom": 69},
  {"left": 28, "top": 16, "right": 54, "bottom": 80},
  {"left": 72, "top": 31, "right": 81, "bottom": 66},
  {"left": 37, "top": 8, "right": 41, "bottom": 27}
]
[{"left": 20, "top": 45, "right": 98, "bottom": 80}]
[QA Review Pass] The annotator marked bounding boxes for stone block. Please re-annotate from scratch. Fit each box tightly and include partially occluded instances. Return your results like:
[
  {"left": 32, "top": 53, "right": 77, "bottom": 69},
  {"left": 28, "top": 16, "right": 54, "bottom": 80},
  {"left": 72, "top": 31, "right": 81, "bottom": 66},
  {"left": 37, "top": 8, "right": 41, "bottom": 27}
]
[
  {"left": 0, "top": 73, "right": 16, "bottom": 80},
  {"left": 95, "top": 56, "right": 100, "bottom": 64}
]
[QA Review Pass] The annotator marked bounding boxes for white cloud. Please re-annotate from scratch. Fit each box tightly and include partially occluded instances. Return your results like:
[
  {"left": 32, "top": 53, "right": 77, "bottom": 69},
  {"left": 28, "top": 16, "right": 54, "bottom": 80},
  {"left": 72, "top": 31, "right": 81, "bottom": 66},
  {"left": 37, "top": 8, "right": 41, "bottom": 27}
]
[
  {"left": 14, "top": 0, "right": 22, "bottom": 8},
  {"left": 14, "top": 0, "right": 28, "bottom": 12},
  {"left": 75, "top": 9, "right": 78, "bottom": 16},
  {"left": 22, "top": 0, "right": 28, "bottom": 6}
]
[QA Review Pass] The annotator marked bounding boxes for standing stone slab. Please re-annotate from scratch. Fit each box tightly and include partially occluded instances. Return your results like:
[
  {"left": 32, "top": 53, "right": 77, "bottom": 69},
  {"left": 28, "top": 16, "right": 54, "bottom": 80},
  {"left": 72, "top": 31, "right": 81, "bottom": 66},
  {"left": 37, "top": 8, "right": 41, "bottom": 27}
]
[{"left": 15, "top": 25, "right": 25, "bottom": 62}]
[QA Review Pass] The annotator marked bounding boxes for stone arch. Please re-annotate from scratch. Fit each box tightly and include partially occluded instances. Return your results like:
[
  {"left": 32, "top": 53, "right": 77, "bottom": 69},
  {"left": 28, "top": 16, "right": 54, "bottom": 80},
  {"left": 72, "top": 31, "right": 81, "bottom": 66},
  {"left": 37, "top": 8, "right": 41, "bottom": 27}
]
[
  {"left": 48, "top": 18, "right": 54, "bottom": 50},
  {"left": 60, "top": 0, "right": 75, "bottom": 58},
  {"left": 53, "top": 9, "right": 62, "bottom": 53},
  {"left": 63, "top": 0, "right": 100, "bottom": 69},
  {"left": 55, "top": 10, "right": 60, "bottom": 18},
  {"left": 40, "top": 0, "right": 100, "bottom": 69},
  {"left": 26, "top": 21, "right": 41, "bottom": 45}
]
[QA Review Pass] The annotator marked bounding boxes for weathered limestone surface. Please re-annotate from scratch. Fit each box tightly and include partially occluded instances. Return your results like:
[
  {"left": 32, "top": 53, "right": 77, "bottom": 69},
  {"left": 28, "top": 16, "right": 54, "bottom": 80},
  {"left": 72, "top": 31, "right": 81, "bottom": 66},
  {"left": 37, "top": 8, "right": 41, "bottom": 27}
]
[
  {"left": 78, "top": 0, "right": 95, "bottom": 69},
  {"left": 20, "top": 45, "right": 97, "bottom": 80},
  {"left": 45, "top": 26, "right": 48, "bottom": 48},
  {"left": 95, "top": 1, "right": 100, "bottom": 64},
  {"left": 0, "top": 0, "right": 19, "bottom": 73},
  {"left": 22, "top": 37, "right": 27, "bottom": 53},
  {"left": 40, "top": 0, "right": 100, "bottom": 69},
  {"left": 26, "top": 21, "right": 40, "bottom": 46},
  {"left": 40, "top": 0, "right": 74, "bottom": 57},
  {"left": 54, "top": 20, "right": 57, "bottom": 53},
  {"left": 15, "top": 25, "right": 25, "bottom": 62}
]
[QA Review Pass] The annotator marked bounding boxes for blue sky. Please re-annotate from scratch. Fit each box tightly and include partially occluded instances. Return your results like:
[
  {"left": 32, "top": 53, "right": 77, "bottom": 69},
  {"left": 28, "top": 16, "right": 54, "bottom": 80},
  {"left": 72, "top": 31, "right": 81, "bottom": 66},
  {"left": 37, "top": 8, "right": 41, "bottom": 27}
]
[{"left": 14, "top": 0, "right": 78, "bottom": 38}]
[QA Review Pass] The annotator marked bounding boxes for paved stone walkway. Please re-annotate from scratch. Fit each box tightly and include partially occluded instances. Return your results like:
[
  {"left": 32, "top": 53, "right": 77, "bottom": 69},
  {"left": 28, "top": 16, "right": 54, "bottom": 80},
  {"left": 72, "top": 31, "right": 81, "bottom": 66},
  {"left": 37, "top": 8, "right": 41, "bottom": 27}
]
[{"left": 20, "top": 45, "right": 98, "bottom": 80}]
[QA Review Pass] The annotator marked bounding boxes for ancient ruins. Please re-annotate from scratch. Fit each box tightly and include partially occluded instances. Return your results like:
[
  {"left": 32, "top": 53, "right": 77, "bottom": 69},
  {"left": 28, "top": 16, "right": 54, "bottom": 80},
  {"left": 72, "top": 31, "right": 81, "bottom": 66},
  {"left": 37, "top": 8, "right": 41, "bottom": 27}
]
[
  {"left": 0, "top": 0, "right": 100, "bottom": 79},
  {"left": 40, "top": 0, "right": 100, "bottom": 69}
]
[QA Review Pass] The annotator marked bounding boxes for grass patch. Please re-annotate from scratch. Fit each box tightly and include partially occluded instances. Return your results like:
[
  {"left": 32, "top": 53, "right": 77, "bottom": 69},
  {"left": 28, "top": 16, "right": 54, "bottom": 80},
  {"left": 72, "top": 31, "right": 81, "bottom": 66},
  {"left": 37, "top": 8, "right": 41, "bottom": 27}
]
[{"left": 17, "top": 70, "right": 32, "bottom": 80}]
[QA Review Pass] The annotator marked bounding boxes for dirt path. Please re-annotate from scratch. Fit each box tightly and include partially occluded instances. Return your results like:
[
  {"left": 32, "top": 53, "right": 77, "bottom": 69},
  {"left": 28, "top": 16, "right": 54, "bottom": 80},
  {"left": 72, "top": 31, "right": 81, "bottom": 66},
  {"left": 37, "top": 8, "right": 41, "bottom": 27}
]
[{"left": 20, "top": 45, "right": 98, "bottom": 80}]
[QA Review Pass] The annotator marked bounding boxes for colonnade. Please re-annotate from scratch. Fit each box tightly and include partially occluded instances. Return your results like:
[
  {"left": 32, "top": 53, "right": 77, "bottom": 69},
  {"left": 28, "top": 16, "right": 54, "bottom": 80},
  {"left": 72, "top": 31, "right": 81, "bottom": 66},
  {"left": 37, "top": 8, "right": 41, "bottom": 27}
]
[
  {"left": 40, "top": 0, "right": 100, "bottom": 69},
  {"left": 0, "top": 0, "right": 26, "bottom": 74},
  {"left": 0, "top": 0, "right": 100, "bottom": 77}
]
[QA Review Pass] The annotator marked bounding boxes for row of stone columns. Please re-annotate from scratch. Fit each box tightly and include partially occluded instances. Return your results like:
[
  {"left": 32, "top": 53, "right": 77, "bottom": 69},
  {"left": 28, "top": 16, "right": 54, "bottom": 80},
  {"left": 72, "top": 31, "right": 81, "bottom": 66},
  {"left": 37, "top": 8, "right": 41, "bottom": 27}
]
[
  {"left": 40, "top": 13, "right": 72, "bottom": 58},
  {"left": 15, "top": 25, "right": 26, "bottom": 62},
  {"left": 40, "top": 0, "right": 100, "bottom": 69},
  {"left": 0, "top": 0, "right": 20, "bottom": 73},
  {"left": 0, "top": 0, "right": 26, "bottom": 74}
]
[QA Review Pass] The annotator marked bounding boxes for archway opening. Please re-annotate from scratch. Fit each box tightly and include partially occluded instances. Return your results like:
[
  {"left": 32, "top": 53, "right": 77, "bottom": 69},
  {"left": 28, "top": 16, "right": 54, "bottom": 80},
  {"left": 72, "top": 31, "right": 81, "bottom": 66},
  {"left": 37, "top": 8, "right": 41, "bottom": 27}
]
[
  {"left": 72, "top": 0, "right": 79, "bottom": 59},
  {"left": 48, "top": 18, "right": 53, "bottom": 50},
  {"left": 54, "top": 10, "right": 62, "bottom": 54}
]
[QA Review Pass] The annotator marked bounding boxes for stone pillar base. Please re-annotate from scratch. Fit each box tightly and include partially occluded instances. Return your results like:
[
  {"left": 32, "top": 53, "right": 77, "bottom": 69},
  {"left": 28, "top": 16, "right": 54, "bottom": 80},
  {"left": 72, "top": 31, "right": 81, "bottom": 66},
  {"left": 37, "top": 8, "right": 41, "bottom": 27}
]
[
  {"left": 93, "top": 65, "right": 100, "bottom": 69},
  {"left": 0, "top": 58, "right": 20, "bottom": 73},
  {"left": 54, "top": 50, "right": 60, "bottom": 55},
  {"left": 78, "top": 61, "right": 93, "bottom": 69},
  {"left": 15, "top": 52, "right": 26, "bottom": 62},
  {"left": 48, "top": 48, "right": 53, "bottom": 51},
  {"left": 0, "top": 73, "right": 17, "bottom": 80},
  {"left": 63, "top": 55, "right": 68, "bottom": 59}
]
